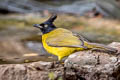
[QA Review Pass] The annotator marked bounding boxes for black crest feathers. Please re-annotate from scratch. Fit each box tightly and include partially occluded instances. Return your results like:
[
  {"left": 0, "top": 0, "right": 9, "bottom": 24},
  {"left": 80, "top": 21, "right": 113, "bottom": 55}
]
[{"left": 47, "top": 14, "right": 57, "bottom": 23}]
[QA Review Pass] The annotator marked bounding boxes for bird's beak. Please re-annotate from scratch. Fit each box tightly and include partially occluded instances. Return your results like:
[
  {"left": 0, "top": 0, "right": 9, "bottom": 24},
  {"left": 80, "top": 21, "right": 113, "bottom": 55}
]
[{"left": 33, "top": 24, "right": 42, "bottom": 28}]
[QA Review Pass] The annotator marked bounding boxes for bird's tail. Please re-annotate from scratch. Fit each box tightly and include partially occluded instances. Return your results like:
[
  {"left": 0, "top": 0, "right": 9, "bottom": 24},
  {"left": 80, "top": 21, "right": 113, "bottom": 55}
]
[{"left": 84, "top": 41, "right": 117, "bottom": 53}]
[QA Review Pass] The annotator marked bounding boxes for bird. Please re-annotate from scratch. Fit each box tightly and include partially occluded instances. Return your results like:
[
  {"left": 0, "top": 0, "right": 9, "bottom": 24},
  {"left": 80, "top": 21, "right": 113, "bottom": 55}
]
[{"left": 33, "top": 14, "right": 117, "bottom": 61}]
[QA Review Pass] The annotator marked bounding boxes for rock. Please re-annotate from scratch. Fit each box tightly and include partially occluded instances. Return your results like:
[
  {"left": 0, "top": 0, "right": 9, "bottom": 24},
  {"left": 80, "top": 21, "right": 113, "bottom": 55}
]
[
  {"left": 0, "top": 64, "right": 27, "bottom": 80},
  {"left": 65, "top": 51, "right": 98, "bottom": 67},
  {"left": 64, "top": 42, "right": 120, "bottom": 80},
  {"left": 0, "top": 42, "right": 120, "bottom": 80},
  {"left": 0, "top": 61, "right": 60, "bottom": 80},
  {"left": 108, "top": 42, "right": 120, "bottom": 54},
  {"left": 29, "top": 61, "right": 53, "bottom": 70}
]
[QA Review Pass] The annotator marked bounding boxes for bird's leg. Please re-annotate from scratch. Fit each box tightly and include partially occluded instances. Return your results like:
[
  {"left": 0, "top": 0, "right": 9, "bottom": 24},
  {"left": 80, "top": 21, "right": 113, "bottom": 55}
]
[
  {"left": 52, "top": 60, "right": 64, "bottom": 68},
  {"left": 52, "top": 61, "right": 59, "bottom": 68},
  {"left": 52, "top": 60, "right": 67, "bottom": 80},
  {"left": 56, "top": 59, "right": 67, "bottom": 80}
]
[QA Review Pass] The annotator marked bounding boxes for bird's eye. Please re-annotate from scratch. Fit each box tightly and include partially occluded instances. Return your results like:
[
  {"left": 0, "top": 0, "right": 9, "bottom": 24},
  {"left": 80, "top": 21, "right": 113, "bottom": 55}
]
[{"left": 44, "top": 24, "right": 48, "bottom": 28}]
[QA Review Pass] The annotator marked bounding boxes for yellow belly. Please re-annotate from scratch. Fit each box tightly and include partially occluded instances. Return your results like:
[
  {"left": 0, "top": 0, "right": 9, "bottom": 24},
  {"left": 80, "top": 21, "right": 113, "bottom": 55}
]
[
  {"left": 43, "top": 41, "right": 83, "bottom": 60},
  {"left": 42, "top": 34, "right": 84, "bottom": 60}
]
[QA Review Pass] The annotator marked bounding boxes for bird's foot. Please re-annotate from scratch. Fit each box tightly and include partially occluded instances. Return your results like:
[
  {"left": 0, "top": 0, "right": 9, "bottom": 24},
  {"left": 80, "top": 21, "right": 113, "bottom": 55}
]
[{"left": 52, "top": 61, "right": 64, "bottom": 68}]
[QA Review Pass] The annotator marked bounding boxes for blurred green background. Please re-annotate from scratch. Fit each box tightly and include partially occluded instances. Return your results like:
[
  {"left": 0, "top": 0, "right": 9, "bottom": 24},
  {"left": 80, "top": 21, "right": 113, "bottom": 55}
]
[{"left": 0, "top": 0, "right": 120, "bottom": 63}]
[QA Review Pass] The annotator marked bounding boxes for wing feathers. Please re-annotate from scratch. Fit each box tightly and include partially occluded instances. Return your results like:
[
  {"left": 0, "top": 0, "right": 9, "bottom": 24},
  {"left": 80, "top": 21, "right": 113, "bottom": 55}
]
[{"left": 45, "top": 28, "right": 86, "bottom": 48}]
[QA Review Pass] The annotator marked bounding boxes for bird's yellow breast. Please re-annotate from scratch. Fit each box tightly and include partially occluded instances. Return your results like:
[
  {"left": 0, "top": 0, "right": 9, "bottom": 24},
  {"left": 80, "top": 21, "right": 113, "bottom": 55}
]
[{"left": 42, "top": 30, "right": 84, "bottom": 60}]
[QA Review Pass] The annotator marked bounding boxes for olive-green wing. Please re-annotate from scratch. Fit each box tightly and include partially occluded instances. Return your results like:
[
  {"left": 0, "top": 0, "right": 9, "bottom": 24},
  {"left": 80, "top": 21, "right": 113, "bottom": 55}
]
[
  {"left": 46, "top": 28, "right": 87, "bottom": 48},
  {"left": 73, "top": 32, "right": 89, "bottom": 42}
]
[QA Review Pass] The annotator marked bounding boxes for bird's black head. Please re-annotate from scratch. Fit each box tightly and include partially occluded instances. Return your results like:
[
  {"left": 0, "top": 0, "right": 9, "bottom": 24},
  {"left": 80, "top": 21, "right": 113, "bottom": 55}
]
[{"left": 33, "top": 14, "right": 57, "bottom": 34}]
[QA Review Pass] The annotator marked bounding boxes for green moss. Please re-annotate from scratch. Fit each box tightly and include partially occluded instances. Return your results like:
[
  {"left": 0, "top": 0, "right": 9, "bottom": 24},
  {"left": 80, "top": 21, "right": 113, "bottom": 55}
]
[{"left": 48, "top": 72, "right": 55, "bottom": 80}]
